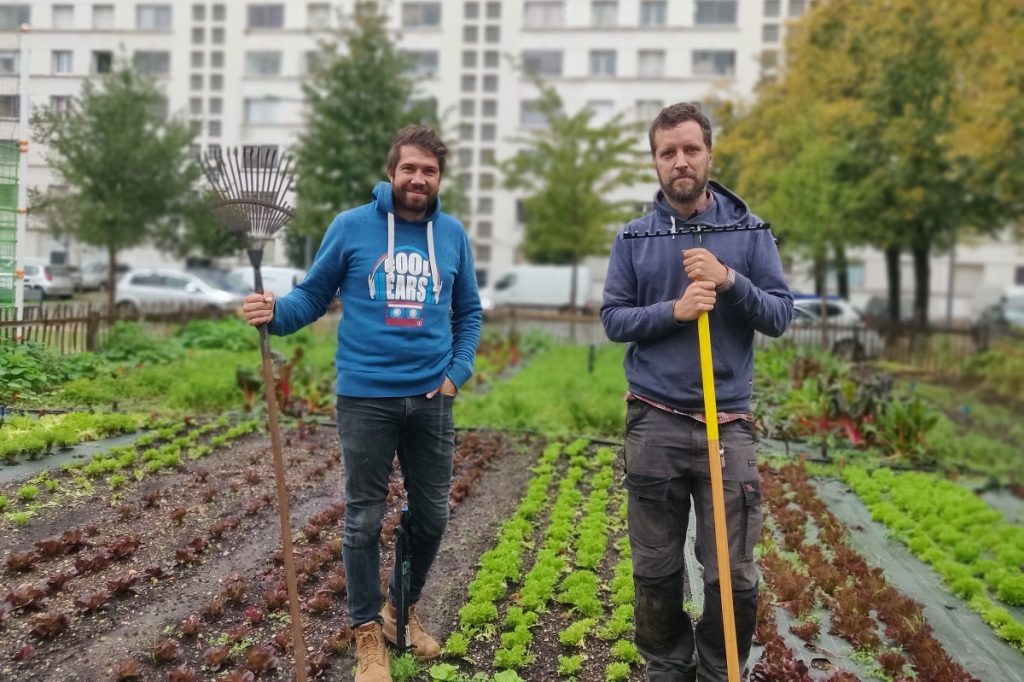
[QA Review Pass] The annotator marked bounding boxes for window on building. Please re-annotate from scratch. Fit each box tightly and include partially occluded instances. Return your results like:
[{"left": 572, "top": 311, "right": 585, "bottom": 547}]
[
  {"left": 136, "top": 4, "right": 171, "bottom": 30},
  {"left": 483, "top": 51, "right": 499, "bottom": 68},
  {"left": 191, "top": 51, "right": 204, "bottom": 68},
  {"left": 212, "top": 4, "right": 225, "bottom": 21},
  {"left": 92, "top": 4, "right": 114, "bottom": 30},
  {"left": 764, "top": 0, "right": 781, "bottom": 17},
  {"left": 761, "top": 49, "right": 779, "bottom": 69},
  {"left": 460, "top": 99, "right": 475, "bottom": 117},
  {"left": 461, "top": 75, "right": 476, "bottom": 92},
  {"left": 0, "top": 4, "right": 29, "bottom": 30},
  {"left": 586, "top": 100, "right": 615, "bottom": 125},
  {"left": 402, "top": 2, "right": 441, "bottom": 28},
  {"left": 637, "top": 49, "right": 665, "bottom": 78},
  {"left": 636, "top": 99, "right": 663, "bottom": 122},
  {"left": 788, "top": 0, "right": 806, "bottom": 16},
  {"left": 480, "top": 124, "right": 496, "bottom": 142},
  {"left": 474, "top": 244, "right": 491, "bottom": 263},
  {"left": 763, "top": 24, "right": 779, "bottom": 43},
  {"left": 692, "top": 49, "right": 735, "bottom": 76},
  {"left": 486, "top": 2, "right": 501, "bottom": 19},
  {"left": 209, "top": 97, "right": 222, "bottom": 114},
  {"left": 192, "top": 4, "right": 205, "bottom": 21},
  {"left": 247, "top": 4, "right": 284, "bottom": 28},
  {"left": 458, "top": 172, "right": 472, "bottom": 190},
  {"left": 190, "top": 74, "right": 203, "bottom": 90},
  {"left": 464, "top": 2, "right": 479, "bottom": 20},
  {"left": 462, "top": 50, "right": 477, "bottom": 68},
  {"left": 0, "top": 95, "right": 19, "bottom": 119},
  {"left": 639, "top": 0, "right": 666, "bottom": 26},
  {"left": 522, "top": 50, "right": 562, "bottom": 77},
  {"left": 482, "top": 99, "right": 497, "bottom": 117},
  {"left": 211, "top": 26, "right": 225, "bottom": 43},
  {"left": 301, "top": 51, "right": 319, "bottom": 75},
  {"left": 190, "top": 97, "right": 203, "bottom": 115},
  {"left": 515, "top": 199, "right": 526, "bottom": 222},
  {"left": 245, "top": 51, "right": 283, "bottom": 77},
  {"left": 485, "top": 25, "right": 500, "bottom": 42},
  {"left": 520, "top": 100, "right": 546, "bottom": 128},
  {"left": 409, "top": 96, "right": 438, "bottom": 118},
  {"left": 50, "top": 95, "right": 71, "bottom": 115},
  {"left": 477, "top": 220, "right": 493, "bottom": 237},
  {"left": 695, "top": 0, "right": 736, "bottom": 24},
  {"left": 459, "top": 123, "right": 474, "bottom": 141},
  {"left": 591, "top": 0, "right": 618, "bottom": 27},
  {"left": 241, "top": 146, "right": 279, "bottom": 169},
  {"left": 457, "top": 148, "right": 473, "bottom": 167},
  {"left": 210, "top": 74, "right": 224, "bottom": 90},
  {"left": 482, "top": 74, "right": 498, "bottom": 92},
  {"left": 192, "top": 27, "right": 204, "bottom": 43},
  {"left": 92, "top": 50, "right": 112, "bottom": 73},
  {"left": 589, "top": 50, "right": 616, "bottom": 76},
  {"left": 51, "top": 50, "right": 73, "bottom": 74},
  {"left": 401, "top": 50, "right": 439, "bottom": 78},
  {"left": 53, "top": 5, "right": 75, "bottom": 29},
  {"left": 523, "top": 1, "right": 564, "bottom": 28},
  {"left": 480, "top": 148, "right": 496, "bottom": 165},
  {"left": 463, "top": 26, "right": 478, "bottom": 42},
  {"left": 133, "top": 51, "right": 171, "bottom": 75},
  {"left": 208, "top": 120, "right": 222, "bottom": 137},
  {"left": 477, "top": 197, "right": 493, "bottom": 214},
  {"left": 0, "top": 50, "right": 17, "bottom": 75},
  {"left": 307, "top": 3, "right": 330, "bottom": 27},
  {"left": 1015, "top": 265, "right": 1024, "bottom": 285},
  {"left": 210, "top": 51, "right": 224, "bottom": 68},
  {"left": 245, "top": 97, "right": 280, "bottom": 125}
]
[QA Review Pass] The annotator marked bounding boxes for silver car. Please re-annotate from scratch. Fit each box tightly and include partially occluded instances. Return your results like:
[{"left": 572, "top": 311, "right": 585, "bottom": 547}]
[
  {"left": 22, "top": 259, "right": 74, "bottom": 299},
  {"left": 757, "top": 304, "right": 884, "bottom": 360},
  {"left": 114, "top": 268, "right": 244, "bottom": 316}
]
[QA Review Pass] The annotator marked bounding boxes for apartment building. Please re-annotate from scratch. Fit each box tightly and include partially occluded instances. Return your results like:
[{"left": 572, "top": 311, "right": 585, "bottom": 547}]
[{"left": 0, "top": 0, "right": 803, "bottom": 284}]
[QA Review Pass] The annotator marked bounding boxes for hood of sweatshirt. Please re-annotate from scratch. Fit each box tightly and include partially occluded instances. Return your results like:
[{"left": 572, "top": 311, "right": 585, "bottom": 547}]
[
  {"left": 652, "top": 179, "right": 754, "bottom": 231},
  {"left": 369, "top": 180, "right": 443, "bottom": 302}
]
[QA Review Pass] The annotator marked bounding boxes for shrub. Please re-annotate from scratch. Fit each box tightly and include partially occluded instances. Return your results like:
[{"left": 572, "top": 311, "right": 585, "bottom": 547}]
[{"left": 17, "top": 485, "right": 40, "bottom": 502}]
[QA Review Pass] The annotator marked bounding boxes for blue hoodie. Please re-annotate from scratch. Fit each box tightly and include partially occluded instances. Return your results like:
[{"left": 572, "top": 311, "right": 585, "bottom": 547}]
[
  {"left": 601, "top": 181, "right": 792, "bottom": 413},
  {"left": 268, "top": 181, "right": 482, "bottom": 398}
]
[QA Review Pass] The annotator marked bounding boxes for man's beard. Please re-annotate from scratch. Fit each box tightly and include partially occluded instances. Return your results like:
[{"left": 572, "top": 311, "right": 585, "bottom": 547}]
[
  {"left": 660, "top": 170, "right": 708, "bottom": 206},
  {"left": 394, "top": 185, "right": 437, "bottom": 216}
]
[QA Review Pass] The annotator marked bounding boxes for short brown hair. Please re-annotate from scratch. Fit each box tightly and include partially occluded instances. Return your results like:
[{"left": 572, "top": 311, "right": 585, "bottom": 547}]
[
  {"left": 386, "top": 124, "right": 447, "bottom": 176},
  {"left": 648, "top": 103, "right": 713, "bottom": 154}
]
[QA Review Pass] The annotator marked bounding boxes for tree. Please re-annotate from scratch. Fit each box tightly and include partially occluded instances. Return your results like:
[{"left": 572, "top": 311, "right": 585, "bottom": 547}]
[
  {"left": 288, "top": 2, "right": 438, "bottom": 266},
  {"left": 501, "top": 79, "right": 648, "bottom": 310},
  {"left": 714, "top": 0, "right": 1023, "bottom": 324},
  {"left": 30, "top": 63, "right": 201, "bottom": 306}
]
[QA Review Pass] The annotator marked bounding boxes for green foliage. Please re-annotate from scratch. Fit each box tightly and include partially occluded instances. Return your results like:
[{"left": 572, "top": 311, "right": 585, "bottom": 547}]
[
  {"left": 501, "top": 77, "right": 646, "bottom": 271},
  {"left": 558, "top": 619, "right": 597, "bottom": 647},
  {"left": 963, "top": 342, "right": 1024, "bottom": 406},
  {"left": 288, "top": 2, "right": 439, "bottom": 266},
  {"left": 174, "top": 317, "right": 259, "bottom": 352},
  {"left": 557, "top": 655, "right": 583, "bottom": 676},
  {"left": 604, "top": 661, "right": 631, "bottom": 682},
  {"left": 0, "top": 496, "right": 6, "bottom": 511},
  {"left": 389, "top": 653, "right": 424, "bottom": 681},
  {"left": 0, "top": 341, "right": 67, "bottom": 403},
  {"left": 30, "top": 63, "right": 203, "bottom": 306},
  {"left": 610, "top": 639, "right": 642, "bottom": 665},
  {"left": 100, "top": 322, "right": 184, "bottom": 365},
  {"left": 442, "top": 632, "right": 469, "bottom": 657}
]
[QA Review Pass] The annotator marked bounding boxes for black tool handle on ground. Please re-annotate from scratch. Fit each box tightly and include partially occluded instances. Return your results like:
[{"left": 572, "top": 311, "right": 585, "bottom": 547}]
[{"left": 394, "top": 505, "right": 412, "bottom": 651}]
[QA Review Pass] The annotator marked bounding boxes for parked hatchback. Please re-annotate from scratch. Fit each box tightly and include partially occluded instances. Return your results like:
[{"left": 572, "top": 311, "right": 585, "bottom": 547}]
[
  {"left": 22, "top": 258, "right": 74, "bottom": 300},
  {"left": 80, "top": 261, "right": 132, "bottom": 291},
  {"left": 114, "top": 268, "right": 244, "bottom": 316}
]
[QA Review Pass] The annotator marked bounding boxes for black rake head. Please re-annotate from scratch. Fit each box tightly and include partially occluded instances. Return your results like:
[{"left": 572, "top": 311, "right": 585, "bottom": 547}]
[{"left": 199, "top": 147, "right": 296, "bottom": 242}]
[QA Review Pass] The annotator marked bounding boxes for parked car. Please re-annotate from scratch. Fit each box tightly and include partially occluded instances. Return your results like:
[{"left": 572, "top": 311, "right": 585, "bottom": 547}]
[
  {"left": 21, "top": 258, "right": 74, "bottom": 300},
  {"left": 80, "top": 261, "right": 131, "bottom": 291},
  {"left": 977, "top": 288, "right": 1024, "bottom": 330},
  {"left": 758, "top": 298, "right": 883, "bottom": 360},
  {"left": 64, "top": 265, "right": 83, "bottom": 292},
  {"left": 114, "top": 268, "right": 245, "bottom": 316},
  {"left": 227, "top": 266, "right": 307, "bottom": 298}
]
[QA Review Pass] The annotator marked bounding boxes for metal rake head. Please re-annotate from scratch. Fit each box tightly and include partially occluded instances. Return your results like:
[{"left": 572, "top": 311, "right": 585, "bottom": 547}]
[{"left": 199, "top": 147, "right": 296, "bottom": 242}]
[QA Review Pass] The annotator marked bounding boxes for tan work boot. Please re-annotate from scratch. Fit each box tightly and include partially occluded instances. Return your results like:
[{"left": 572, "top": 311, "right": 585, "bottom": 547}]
[
  {"left": 353, "top": 621, "right": 392, "bottom": 682},
  {"left": 381, "top": 601, "right": 442, "bottom": 661}
]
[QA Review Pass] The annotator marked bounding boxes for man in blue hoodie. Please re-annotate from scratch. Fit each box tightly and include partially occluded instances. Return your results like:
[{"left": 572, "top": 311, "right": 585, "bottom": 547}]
[
  {"left": 601, "top": 103, "right": 792, "bottom": 681},
  {"left": 243, "top": 125, "right": 482, "bottom": 682}
]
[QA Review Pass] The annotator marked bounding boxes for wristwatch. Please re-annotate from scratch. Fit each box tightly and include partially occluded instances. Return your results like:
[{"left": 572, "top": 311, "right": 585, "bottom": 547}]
[{"left": 716, "top": 266, "right": 735, "bottom": 292}]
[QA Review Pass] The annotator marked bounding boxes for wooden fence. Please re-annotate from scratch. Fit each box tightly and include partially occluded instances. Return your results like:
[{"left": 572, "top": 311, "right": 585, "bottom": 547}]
[{"left": 0, "top": 302, "right": 231, "bottom": 354}]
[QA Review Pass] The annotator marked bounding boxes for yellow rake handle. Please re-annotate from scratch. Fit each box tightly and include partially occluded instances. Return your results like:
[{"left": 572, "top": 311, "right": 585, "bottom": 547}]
[{"left": 697, "top": 310, "right": 741, "bottom": 682}]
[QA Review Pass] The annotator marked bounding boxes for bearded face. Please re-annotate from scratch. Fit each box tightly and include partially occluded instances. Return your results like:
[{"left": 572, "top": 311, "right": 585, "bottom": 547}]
[
  {"left": 652, "top": 121, "right": 712, "bottom": 211},
  {"left": 388, "top": 145, "right": 441, "bottom": 221}
]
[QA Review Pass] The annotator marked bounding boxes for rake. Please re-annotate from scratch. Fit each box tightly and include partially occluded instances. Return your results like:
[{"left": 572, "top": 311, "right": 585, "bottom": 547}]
[{"left": 199, "top": 146, "right": 308, "bottom": 682}]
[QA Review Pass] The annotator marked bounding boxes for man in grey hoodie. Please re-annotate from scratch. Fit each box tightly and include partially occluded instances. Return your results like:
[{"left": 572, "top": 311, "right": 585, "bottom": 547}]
[{"left": 601, "top": 102, "right": 793, "bottom": 681}]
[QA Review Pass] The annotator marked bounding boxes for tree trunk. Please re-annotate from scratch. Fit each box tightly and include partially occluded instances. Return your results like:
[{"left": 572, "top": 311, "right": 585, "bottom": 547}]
[
  {"left": 569, "top": 259, "right": 579, "bottom": 344},
  {"left": 107, "top": 246, "right": 117, "bottom": 310},
  {"left": 912, "top": 241, "right": 931, "bottom": 327},
  {"left": 833, "top": 243, "right": 849, "bottom": 300},
  {"left": 885, "top": 246, "right": 901, "bottom": 324},
  {"left": 812, "top": 254, "right": 826, "bottom": 298}
]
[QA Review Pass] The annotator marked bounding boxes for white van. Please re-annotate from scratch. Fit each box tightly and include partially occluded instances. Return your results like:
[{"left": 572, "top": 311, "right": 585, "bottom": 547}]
[
  {"left": 228, "top": 266, "right": 307, "bottom": 297},
  {"left": 479, "top": 264, "right": 598, "bottom": 312}
]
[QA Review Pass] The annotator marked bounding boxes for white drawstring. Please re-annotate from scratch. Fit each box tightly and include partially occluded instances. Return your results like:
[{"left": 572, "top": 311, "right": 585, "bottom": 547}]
[{"left": 426, "top": 220, "right": 442, "bottom": 302}]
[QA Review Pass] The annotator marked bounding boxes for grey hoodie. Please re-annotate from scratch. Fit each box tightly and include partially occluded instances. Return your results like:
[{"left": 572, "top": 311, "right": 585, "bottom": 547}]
[{"left": 600, "top": 181, "right": 792, "bottom": 413}]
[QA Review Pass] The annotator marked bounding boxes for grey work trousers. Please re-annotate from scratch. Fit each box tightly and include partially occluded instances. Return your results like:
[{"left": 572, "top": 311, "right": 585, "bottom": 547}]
[{"left": 623, "top": 401, "right": 763, "bottom": 682}]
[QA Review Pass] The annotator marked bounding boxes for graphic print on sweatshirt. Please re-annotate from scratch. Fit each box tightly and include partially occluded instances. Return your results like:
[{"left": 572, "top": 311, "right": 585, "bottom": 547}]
[{"left": 368, "top": 246, "right": 438, "bottom": 327}]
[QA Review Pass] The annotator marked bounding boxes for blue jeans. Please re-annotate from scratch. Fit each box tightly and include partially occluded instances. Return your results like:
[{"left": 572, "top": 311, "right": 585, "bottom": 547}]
[{"left": 336, "top": 394, "right": 455, "bottom": 627}]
